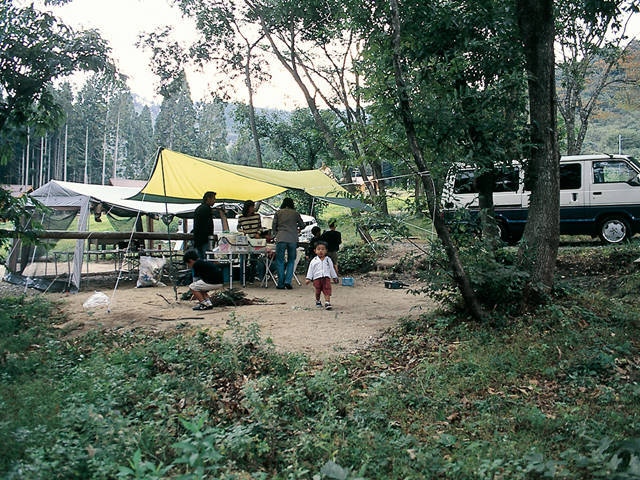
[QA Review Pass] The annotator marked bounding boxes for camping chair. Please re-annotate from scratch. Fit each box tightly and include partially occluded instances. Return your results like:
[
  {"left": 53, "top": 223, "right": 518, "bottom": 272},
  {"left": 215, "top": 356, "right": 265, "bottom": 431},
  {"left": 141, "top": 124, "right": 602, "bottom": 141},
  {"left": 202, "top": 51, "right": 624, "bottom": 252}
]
[
  {"left": 292, "top": 247, "right": 305, "bottom": 286},
  {"left": 260, "top": 250, "right": 278, "bottom": 288}
]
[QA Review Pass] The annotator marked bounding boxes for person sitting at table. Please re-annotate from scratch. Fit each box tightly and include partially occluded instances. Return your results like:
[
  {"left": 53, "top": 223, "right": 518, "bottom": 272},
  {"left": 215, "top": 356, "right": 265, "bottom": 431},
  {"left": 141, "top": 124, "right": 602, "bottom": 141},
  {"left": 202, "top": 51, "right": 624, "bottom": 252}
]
[
  {"left": 183, "top": 249, "right": 224, "bottom": 310},
  {"left": 238, "top": 200, "right": 262, "bottom": 238},
  {"left": 238, "top": 199, "right": 265, "bottom": 283}
]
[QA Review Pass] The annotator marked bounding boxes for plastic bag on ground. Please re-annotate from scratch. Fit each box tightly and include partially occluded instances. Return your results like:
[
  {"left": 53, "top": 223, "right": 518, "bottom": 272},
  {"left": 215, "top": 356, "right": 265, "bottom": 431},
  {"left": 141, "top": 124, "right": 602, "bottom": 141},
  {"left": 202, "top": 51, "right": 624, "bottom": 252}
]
[
  {"left": 136, "top": 256, "right": 166, "bottom": 288},
  {"left": 83, "top": 291, "right": 110, "bottom": 310}
]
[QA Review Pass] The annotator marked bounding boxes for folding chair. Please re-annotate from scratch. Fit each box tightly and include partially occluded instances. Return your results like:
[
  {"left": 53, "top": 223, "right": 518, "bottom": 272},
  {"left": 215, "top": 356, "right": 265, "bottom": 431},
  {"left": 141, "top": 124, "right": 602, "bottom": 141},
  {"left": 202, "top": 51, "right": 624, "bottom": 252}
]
[
  {"left": 292, "top": 247, "right": 305, "bottom": 286},
  {"left": 260, "top": 250, "right": 278, "bottom": 288}
]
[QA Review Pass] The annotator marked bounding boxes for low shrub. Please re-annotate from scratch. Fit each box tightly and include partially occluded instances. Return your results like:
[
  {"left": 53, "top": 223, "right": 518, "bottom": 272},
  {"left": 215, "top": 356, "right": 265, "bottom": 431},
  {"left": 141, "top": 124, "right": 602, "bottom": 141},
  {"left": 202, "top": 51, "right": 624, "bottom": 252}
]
[
  {"left": 413, "top": 241, "right": 530, "bottom": 314},
  {"left": 2, "top": 253, "right": 639, "bottom": 480},
  {"left": 338, "top": 243, "right": 381, "bottom": 274}
]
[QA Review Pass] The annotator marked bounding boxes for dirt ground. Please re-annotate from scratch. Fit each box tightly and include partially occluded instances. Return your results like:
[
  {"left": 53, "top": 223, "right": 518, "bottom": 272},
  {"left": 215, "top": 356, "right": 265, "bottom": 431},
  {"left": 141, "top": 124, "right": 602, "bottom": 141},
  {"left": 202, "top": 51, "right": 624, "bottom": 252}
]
[
  {"left": 0, "top": 241, "right": 433, "bottom": 358},
  {"left": 49, "top": 272, "right": 432, "bottom": 359}
]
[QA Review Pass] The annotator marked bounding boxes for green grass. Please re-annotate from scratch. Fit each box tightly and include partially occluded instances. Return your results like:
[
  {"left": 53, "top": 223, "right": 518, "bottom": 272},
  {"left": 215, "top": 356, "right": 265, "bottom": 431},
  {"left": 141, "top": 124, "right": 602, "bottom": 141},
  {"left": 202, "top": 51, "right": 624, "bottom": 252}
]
[
  {"left": 1, "top": 245, "right": 639, "bottom": 479},
  {"left": 318, "top": 190, "right": 435, "bottom": 247}
]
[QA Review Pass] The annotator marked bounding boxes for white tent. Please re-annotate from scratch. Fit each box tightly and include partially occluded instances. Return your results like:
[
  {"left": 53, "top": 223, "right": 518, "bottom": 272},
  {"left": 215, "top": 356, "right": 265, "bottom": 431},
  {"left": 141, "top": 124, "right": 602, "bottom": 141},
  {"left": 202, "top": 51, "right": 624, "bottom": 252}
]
[
  {"left": 4, "top": 180, "right": 200, "bottom": 292},
  {"left": 46, "top": 180, "right": 201, "bottom": 216}
]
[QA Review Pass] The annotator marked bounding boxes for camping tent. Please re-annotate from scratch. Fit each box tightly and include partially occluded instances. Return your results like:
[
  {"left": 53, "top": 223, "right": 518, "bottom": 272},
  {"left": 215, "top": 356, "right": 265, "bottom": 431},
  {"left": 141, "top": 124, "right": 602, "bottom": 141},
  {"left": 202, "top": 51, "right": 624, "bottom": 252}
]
[
  {"left": 41, "top": 180, "right": 201, "bottom": 217},
  {"left": 130, "top": 148, "right": 368, "bottom": 209},
  {"left": 5, "top": 150, "right": 369, "bottom": 292},
  {"left": 4, "top": 180, "right": 200, "bottom": 292}
]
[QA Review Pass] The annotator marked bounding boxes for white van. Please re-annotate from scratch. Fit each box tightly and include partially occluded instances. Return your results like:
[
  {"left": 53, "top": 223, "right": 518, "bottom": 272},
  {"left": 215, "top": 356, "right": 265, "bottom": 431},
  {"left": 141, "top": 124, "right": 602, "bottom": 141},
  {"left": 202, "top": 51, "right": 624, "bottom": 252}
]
[{"left": 442, "top": 154, "right": 640, "bottom": 244}]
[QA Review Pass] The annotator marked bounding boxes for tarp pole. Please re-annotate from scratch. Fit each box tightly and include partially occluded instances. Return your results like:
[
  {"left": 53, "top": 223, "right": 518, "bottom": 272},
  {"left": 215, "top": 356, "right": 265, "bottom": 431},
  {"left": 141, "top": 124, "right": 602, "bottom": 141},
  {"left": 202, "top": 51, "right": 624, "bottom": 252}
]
[
  {"left": 159, "top": 149, "right": 179, "bottom": 301},
  {"left": 110, "top": 148, "right": 162, "bottom": 309}
]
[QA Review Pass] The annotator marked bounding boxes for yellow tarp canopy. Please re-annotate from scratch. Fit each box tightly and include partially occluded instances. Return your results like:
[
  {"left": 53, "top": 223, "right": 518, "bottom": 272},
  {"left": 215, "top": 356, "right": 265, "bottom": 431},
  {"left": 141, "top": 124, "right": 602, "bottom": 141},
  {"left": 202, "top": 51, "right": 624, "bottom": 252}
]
[{"left": 131, "top": 148, "right": 350, "bottom": 204}]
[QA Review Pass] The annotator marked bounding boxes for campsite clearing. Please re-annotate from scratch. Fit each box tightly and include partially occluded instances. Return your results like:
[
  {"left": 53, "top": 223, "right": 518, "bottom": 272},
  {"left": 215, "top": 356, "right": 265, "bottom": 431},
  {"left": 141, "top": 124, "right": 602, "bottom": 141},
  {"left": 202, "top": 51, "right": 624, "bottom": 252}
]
[
  {"left": 1, "top": 240, "right": 434, "bottom": 358},
  {"left": 46, "top": 271, "right": 433, "bottom": 359}
]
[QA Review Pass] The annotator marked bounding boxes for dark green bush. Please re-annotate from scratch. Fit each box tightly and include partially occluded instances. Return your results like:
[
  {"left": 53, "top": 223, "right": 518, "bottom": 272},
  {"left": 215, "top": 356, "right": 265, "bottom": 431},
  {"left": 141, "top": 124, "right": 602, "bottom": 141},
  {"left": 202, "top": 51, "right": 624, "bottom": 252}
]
[
  {"left": 413, "top": 241, "right": 530, "bottom": 314},
  {"left": 338, "top": 243, "right": 382, "bottom": 274}
]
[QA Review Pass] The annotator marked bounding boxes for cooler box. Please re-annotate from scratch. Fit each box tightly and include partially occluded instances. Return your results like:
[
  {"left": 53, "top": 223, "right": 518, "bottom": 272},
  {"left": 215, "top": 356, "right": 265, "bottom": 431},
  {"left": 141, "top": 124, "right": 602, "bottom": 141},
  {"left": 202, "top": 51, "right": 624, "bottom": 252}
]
[
  {"left": 220, "top": 264, "right": 241, "bottom": 285},
  {"left": 220, "top": 264, "right": 230, "bottom": 283},
  {"left": 341, "top": 277, "right": 355, "bottom": 287}
]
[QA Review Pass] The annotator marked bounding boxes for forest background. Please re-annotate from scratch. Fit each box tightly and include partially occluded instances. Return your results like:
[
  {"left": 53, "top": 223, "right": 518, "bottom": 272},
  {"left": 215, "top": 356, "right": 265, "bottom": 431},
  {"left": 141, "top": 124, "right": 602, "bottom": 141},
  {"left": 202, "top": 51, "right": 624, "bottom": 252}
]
[{"left": 2, "top": 1, "right": 640, "bottom": 204}]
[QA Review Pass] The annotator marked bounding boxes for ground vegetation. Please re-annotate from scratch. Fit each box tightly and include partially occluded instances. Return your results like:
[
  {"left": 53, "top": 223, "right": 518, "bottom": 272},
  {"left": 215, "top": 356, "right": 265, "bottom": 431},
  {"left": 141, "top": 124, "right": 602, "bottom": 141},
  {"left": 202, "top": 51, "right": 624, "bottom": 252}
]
[{"left": 0, "top": 242, "right": 638, "bottom": 479}]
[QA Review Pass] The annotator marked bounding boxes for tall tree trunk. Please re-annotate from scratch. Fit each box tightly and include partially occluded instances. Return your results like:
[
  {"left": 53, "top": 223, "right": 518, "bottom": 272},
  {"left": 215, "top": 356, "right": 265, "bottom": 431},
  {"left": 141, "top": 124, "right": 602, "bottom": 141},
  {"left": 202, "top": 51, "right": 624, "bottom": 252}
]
[
  {"left": 562, "top": 91, "right": 579, "bottom": 155},
  {"left": 389, "top": 0, "right": 484, "bottom": 321},
  {"left": 38, "top": 136, "right": 44, "bottom": 187},
  {"left": 101, "top": 129, "right": 107, "bottom": 185},
  {"left": 113, "top": 108, "right": 120, "bottom": 179},
  {"left": 84, "top": 125, "right": 89, "bottom": 184},
  {"left": 516, "top": 0, "right": 560, "bottom": 294},
  {"left": 101, "top": 106, "right": 110, "bottom": 185},
  {"left": 64, "top": 123, "right": 68, "bottom": 182},
  {"left": 46, "top": 135, "right": 51, "bottom": 183},
  {"left": 24, "top": 126, "right": 30, "bottom": 187},
  {"left": 244, "top": 49, "right": 264, "bottom": 167}
]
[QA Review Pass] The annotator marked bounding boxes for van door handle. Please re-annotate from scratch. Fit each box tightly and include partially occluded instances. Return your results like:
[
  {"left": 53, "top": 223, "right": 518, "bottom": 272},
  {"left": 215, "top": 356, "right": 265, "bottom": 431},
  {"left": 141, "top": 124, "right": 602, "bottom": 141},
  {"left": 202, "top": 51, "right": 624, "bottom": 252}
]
[
  {"left": 572, "top": 193, "right": 578, "bottom": 201},
  {"left": 593, "top": 192, "right": 602, "bottom": 196}
]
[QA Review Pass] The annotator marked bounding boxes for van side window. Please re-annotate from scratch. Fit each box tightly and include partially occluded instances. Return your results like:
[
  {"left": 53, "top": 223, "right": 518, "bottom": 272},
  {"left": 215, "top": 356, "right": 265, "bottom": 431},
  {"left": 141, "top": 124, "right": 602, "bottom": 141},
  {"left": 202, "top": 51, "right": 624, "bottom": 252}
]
[
  {"left": 453, "top": 166, "right": 520, "bottom": 194},
  {"left": 560, "top": 163, "right": 581, "bottom": 190},
  {"left": 593, "top": 160, "right": 636, "bottom": 184},
  {"left": 494, "top": 167, "right": 520, "bottom": 192},
  {"left": 453, "top": 170, "right": 476, "bottom": 194}
]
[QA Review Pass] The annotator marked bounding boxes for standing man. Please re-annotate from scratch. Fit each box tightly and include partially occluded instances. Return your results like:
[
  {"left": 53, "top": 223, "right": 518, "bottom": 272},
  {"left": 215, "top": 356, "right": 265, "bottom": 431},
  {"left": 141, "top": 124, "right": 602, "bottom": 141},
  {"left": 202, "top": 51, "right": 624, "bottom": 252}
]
[
  {"left": 321, "top": 219, "right": 342, "bottom": 275},
  {"left": 193, "top": 191, "right": 217, "bottom": 259}
]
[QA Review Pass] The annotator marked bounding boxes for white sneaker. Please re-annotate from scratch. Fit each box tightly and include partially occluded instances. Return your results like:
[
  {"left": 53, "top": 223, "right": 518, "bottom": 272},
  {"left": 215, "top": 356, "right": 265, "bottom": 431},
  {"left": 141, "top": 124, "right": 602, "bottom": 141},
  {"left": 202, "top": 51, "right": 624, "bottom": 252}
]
[{"left": 193, "top": 303, "right": 213, "bottom": 311}]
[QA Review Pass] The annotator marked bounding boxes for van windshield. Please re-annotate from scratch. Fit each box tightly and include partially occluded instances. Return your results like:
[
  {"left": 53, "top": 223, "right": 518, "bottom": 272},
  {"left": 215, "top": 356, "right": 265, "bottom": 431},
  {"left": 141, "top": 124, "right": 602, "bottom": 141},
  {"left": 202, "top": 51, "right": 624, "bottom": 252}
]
[{"left": 626, "top": 156, "right": 640, "bottom": 171}]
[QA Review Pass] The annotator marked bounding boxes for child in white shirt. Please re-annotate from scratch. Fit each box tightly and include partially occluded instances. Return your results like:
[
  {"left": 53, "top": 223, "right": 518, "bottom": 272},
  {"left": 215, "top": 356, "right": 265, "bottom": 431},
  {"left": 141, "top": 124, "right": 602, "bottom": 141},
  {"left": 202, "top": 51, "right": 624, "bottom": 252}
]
[{"left": 305, "top": 241, "right": 339, "bottom": 310}]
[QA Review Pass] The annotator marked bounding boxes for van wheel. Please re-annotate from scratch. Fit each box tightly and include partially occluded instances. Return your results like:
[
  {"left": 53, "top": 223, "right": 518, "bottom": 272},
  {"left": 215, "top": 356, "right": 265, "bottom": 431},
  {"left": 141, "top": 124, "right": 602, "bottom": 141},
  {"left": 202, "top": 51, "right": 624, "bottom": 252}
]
[{"left": 599, "top": 216, "right": 630, "bottom": 244}]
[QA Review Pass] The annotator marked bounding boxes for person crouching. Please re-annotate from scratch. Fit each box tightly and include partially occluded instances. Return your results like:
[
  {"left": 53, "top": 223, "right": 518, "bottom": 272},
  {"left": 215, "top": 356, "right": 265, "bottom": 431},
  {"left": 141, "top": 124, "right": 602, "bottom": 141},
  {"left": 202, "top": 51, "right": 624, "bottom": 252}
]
[
  {"left": 305, "top": 241, "right": 339, "bottom": 310},
  {"left": 183, "top": 249, "right": 224, "bottom": 310}
]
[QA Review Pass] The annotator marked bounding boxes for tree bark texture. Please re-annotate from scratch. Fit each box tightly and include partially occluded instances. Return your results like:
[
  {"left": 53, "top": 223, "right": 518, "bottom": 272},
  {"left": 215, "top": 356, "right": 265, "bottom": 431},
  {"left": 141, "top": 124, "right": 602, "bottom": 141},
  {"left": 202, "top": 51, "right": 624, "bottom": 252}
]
[
  {"left": 516, "top": 0, "right": 560, "bottom": 291},
  {"left": 389, "top": 0, "right": 484, "bottom": 321}
]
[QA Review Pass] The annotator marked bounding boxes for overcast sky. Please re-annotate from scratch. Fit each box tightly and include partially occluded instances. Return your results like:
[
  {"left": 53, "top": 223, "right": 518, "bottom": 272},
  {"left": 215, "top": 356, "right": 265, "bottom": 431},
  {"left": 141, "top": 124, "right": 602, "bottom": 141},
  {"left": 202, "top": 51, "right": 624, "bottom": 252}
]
[
  {"left": 38, "top": 0, "right": 304, "bottom": 108},
  {"left": 30, "top": 0, "right": 639, "bottom": 109}
]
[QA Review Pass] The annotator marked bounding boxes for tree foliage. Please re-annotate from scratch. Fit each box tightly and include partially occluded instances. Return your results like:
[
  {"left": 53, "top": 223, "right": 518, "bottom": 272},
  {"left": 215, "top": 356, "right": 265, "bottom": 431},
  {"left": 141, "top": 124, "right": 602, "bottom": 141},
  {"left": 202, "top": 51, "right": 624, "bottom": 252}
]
[
  {"left": 556, "top": 0, "right": 640, "bottom": 154},
  {"left": 0, "top": 2, "right": 110, "bottom": 162},
  {"left": 153, "top": 72, "right": 199, "bottom": 155}
]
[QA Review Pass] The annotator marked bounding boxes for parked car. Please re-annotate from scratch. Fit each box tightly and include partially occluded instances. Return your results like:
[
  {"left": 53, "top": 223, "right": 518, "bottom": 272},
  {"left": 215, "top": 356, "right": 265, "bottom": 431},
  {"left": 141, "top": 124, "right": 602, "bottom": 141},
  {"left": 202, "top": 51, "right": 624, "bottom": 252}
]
[
  {"left": 442, "top": 154, "right": 640, "bottom": 244},
  {"left": 177, "top": 201, "right": 318, "bottom": 244}
]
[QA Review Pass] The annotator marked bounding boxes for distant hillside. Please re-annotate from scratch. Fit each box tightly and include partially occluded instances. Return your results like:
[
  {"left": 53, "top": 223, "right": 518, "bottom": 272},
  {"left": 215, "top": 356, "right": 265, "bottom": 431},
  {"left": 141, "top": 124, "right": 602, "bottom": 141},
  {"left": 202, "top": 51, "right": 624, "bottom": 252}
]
[{"left": 579, "top": 40, "right": 640, "bottom": 159}]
